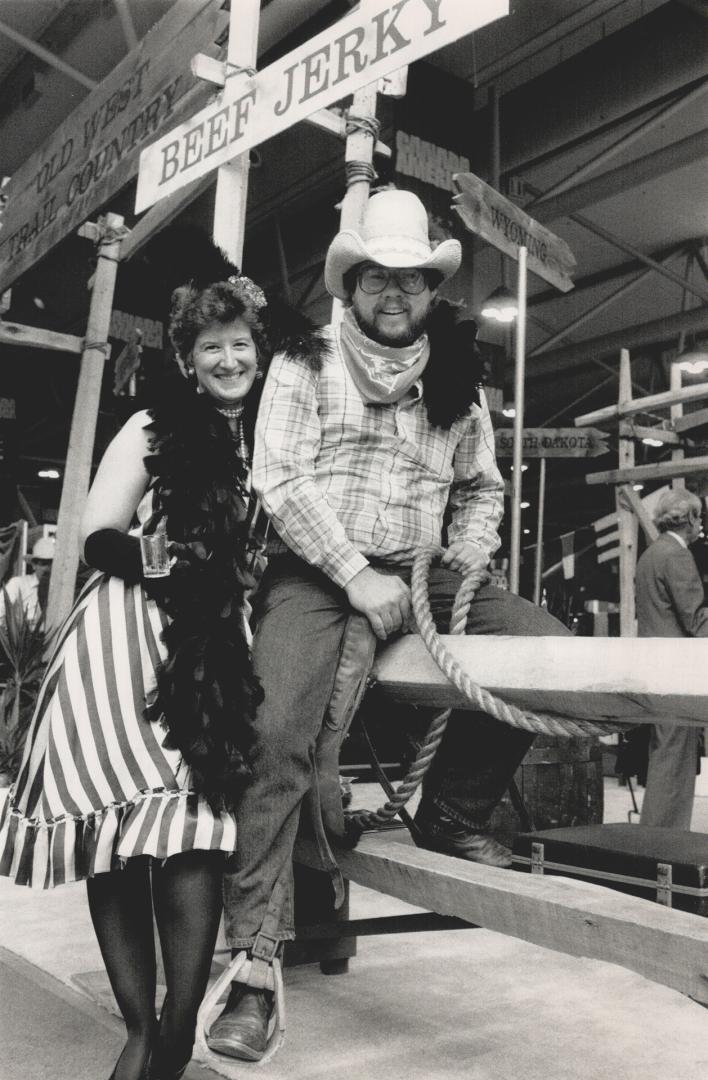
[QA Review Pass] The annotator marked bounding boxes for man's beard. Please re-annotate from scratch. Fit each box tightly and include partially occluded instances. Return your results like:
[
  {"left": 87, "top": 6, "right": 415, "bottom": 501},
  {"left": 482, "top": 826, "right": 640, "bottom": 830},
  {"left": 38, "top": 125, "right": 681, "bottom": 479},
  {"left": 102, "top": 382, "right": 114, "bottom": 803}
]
[{"left": 353, "top": 304, "right": 430, "bottom": 347}]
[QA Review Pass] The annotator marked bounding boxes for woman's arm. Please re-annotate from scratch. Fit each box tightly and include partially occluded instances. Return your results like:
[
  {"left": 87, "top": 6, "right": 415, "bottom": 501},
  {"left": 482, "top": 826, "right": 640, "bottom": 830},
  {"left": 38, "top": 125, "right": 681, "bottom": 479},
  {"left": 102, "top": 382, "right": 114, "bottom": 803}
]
[{"left": 79, "top": 409, "right": 152, "bottom": 555}]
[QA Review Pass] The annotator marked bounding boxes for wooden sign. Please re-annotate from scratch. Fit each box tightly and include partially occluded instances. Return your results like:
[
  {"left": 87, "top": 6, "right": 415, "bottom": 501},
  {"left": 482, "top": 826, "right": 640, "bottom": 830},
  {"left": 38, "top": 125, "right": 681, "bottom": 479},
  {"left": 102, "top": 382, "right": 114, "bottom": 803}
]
[
  {"left": 453, "top": 172, "right": 576, "bottom": 292},
  {"left": 0, "top": 0, "right": 228, "bottom": 294},
  {"left": 495, "top": 427, "right": 609, "bottom": 458},
  {"left": 136, "top": 0, "right": 509, "bottom": 212}
]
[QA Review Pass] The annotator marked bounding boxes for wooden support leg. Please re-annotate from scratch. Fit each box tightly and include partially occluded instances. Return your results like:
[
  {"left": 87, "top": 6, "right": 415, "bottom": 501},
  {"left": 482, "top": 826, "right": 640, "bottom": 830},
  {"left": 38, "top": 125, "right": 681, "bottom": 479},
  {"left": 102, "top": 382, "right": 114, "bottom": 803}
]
[{"left": 286, "top": 863, "right": 356, "bottom": 974}]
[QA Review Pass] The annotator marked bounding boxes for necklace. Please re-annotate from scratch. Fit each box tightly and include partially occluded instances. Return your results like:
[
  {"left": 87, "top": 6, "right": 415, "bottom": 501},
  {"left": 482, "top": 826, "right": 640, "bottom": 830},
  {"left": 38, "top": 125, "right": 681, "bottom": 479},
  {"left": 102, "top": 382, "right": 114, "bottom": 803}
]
[{"left": 216, "top": 403, "right": 244, "bottom": 419}]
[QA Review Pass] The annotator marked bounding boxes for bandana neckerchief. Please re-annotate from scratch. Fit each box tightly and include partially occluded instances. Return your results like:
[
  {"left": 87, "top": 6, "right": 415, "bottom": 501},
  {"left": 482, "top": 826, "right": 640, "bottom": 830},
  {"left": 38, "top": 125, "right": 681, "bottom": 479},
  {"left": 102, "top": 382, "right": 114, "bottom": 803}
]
[{"left": 339, "top": 307, "right": 430, "bottom": 404}]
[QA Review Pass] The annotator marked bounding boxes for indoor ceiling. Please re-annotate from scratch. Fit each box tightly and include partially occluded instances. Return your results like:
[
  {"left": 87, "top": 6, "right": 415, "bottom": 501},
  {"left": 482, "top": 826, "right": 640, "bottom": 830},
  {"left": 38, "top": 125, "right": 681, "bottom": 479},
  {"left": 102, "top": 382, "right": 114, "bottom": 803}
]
[{"left": 0, "top": 0, "right": 707, "bottom": 547}]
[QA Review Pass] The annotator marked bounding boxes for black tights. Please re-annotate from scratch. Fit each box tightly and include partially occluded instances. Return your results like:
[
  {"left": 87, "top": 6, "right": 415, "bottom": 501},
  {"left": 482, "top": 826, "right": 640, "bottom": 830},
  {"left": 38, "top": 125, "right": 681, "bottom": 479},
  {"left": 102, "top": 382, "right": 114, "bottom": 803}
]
[{"left": 87, "top": 851, "right": 223, "bottom": 1080}]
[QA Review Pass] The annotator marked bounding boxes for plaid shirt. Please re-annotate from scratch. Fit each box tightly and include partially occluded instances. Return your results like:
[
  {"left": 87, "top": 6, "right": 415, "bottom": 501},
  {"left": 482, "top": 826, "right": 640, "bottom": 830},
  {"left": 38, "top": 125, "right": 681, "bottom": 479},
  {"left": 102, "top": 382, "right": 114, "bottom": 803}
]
[{"left": 253, "top": 325, "right": 504, "bottom": 589}]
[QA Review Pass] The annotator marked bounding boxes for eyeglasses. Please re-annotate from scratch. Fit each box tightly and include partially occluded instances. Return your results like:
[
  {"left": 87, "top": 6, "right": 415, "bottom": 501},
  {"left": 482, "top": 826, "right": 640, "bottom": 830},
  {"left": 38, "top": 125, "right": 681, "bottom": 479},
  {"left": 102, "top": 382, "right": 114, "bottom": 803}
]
[{"left": 356, "top": 266, "right": 428, "bottom": 295}]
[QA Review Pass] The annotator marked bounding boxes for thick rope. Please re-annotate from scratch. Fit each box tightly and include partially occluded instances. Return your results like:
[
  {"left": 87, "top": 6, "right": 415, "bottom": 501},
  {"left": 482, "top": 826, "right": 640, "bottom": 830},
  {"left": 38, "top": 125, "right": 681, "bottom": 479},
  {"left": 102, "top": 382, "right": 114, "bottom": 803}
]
[
  {"left": 411, "top": 546, "right": 624, "bottom": 740},
  {"left": 346, "top": 546, "right": 621, "bottom": 833}
]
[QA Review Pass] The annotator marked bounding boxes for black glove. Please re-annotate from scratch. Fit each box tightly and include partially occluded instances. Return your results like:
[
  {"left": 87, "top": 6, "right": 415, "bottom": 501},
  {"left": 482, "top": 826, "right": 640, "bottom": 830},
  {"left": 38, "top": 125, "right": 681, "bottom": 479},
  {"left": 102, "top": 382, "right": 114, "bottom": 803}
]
[{"left": 84, "top": 528, "right": 143, "bottom": 584}]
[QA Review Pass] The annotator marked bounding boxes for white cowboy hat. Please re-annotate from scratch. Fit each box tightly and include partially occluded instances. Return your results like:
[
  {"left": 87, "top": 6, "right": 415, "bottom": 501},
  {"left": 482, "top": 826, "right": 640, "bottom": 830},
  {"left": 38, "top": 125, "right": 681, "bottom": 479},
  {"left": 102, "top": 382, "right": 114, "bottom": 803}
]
[
  {"left": 31, "top": 536, "right": 55, "bottom": 560},
  {"left": 324, "top": 190, "right": 462, "bottom": 301}
]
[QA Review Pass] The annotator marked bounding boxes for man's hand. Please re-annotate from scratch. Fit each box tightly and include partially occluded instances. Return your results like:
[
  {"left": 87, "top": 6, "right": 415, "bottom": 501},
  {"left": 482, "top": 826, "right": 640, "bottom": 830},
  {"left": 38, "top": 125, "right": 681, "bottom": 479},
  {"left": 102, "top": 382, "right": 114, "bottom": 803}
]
[
  {"left": 440, "top": 541, "right": 490, "bottom": 588},
  {"left": 345, "top": 566, "right": 412, "bottom": 641}
]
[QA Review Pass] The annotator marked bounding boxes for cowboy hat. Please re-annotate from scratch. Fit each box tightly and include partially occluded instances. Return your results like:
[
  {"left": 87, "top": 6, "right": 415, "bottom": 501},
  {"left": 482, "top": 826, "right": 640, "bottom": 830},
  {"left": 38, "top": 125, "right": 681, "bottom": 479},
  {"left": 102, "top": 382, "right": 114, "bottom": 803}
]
[{"left": 324, "top": 190, "right": 462, "bottom": 301}]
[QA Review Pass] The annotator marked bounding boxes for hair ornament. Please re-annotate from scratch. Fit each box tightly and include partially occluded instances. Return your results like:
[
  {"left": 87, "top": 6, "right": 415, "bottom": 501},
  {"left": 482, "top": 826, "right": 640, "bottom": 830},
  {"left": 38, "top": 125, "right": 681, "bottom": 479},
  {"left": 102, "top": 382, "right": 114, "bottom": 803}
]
[{"left": 228, "top": 274, "right": 267, "bottom": 311}]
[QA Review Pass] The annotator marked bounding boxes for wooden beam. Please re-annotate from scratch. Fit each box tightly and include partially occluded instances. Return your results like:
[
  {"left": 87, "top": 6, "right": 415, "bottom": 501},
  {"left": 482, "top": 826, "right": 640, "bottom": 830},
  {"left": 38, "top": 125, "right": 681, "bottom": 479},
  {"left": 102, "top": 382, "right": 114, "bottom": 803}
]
[
  {"left": 630, "top": 424, "right": 681, "bottom": 445},
  {"left": 46, "top": 215, "right": 123, "bottom": 628},
  {"left": 586, "top": 456, "right": 708, "bottom": 486},
  {"left": 617, "top": 484, "right": 659, "bottom": 542},
  {"left": 674, "top": 406, "right": 708, "bottom": 432},
  {"left": 576, "top": 382, "right": 708, "bottom": 427},
  {"left": 0, "top": 322, "right": 83, "bottom": 354},
  {"left": 294, "top": 833, "right": 708, "bottom": 1005},
  {"left": 616, "top": 350, "right": 636, "bottom": 636},
  {"left": 212, "top": 0, "right": 260, "bottom": 264},
  {"left": 670, "top": 361, "right": 686, "bottom": 490},
  {"left": 372, "top": 634, "right": 708, "bottom": 725}
]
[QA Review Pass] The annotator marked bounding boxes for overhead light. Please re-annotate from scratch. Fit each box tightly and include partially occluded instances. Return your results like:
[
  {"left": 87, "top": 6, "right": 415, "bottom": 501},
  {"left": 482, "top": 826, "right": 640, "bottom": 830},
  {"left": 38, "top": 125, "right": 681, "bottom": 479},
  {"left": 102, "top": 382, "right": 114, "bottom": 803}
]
[
  {"left": 641, "top": 437, "right": 664, "bottom": 448},
  {"left": 633, "top": 483, "right": 644, "bottom": 491},
  {"left": 510, "top": 464, "right": 529, "bottom": 471},
  {"left": 481, "top": 286, "right": 518, "bottom": 323},
  {"left": 502, "top": 404, "right": 516, "bottom": 418},
  {"left": 523, "top": 528, "right": 531, "bottom": 535},
  {"left": 37, "top": 468, "right": 60, "bottom": 479},
  {"left": 676, "top": 349, "right": 708, "bottom": 375},
  {"left": 521, "top": 500, "right": 530, "bottom": 509}
]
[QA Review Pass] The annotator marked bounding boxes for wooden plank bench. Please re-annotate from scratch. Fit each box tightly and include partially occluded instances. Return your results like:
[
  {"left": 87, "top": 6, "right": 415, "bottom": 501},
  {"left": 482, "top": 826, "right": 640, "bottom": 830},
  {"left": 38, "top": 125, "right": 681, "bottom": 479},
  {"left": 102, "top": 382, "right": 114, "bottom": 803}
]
[
  {"left": 292, "top": 634, "right": 708, "bottom": 1000},
  {"left": 294, "top": 827, "right": 708, "bottom": 1005},
  {"left": 196, "top": 633, "right": 708, "bottom": 1076},
  {"left": 371, "top": 634, "right": 708, "bottom": 725}
]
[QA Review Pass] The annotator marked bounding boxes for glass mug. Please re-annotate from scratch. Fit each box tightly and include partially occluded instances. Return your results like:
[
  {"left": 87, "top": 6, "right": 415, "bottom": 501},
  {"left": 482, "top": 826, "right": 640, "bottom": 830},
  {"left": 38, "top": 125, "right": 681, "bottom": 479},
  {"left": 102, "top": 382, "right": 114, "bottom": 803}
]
[{"left": 140, "top": 526, "right": 171, "bottom": 578}]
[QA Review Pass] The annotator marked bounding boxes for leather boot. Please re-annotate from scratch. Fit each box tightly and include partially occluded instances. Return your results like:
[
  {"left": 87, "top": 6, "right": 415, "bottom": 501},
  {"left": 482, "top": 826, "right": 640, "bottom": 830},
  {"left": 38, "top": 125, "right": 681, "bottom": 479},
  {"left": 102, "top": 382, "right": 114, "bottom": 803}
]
[
  {"left": 414, "top": 801, "right": 512, "bottom": 868},
  {"left": 207, "top": 982, "right": 275, "bottom": 1062}
]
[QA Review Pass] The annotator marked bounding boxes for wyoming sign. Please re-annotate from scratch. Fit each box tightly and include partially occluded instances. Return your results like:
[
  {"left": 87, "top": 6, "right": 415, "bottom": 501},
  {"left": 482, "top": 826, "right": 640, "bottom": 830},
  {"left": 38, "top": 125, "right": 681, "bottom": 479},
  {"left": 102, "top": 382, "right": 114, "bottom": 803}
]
[
  {"left": 136, "top": 0, "right": 509, "bottom": 212},
  {"left": 453, "top": 171, "right": 576, "bottom": 292}
]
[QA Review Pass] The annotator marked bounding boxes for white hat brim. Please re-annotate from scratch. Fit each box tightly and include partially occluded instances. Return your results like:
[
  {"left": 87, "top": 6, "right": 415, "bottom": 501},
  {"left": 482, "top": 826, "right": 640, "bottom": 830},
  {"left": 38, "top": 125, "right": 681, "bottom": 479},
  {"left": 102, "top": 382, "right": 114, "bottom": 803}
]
[{"left": 324, "top": 231, "right": 462, "bottom": 301}]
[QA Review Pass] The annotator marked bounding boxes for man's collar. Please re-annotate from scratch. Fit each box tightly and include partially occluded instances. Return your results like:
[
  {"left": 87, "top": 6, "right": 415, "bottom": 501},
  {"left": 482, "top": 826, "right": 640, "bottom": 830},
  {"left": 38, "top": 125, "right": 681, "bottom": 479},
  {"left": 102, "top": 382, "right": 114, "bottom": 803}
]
[{"left": 666, "top": 530, "right": 688, "bottom": 549}]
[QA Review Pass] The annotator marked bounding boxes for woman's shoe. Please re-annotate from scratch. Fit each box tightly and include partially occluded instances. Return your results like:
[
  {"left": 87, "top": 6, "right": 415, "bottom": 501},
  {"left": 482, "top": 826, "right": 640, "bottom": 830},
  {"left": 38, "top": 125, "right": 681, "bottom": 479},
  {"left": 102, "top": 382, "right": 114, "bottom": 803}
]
[
  {"left": 107, "top": 1045, "right": 152, "bottom": 1080},
  {"left": 148, "top": 1061, "right": 188, "bottom": 1079}
]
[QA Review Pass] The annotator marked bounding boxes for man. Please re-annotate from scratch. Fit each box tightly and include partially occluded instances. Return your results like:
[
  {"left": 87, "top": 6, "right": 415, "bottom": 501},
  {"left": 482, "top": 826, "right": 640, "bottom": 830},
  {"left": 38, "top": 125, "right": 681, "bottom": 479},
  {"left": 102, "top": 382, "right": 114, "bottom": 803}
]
[
  {"left": 208, "top": 190, "right": 568, "bottom": 1061},
  {"left": 637, "top": 488, "right": 708, "bottom": 828},
  {"left": 0, "top": 535, "right": 54, "bottom": 625}
]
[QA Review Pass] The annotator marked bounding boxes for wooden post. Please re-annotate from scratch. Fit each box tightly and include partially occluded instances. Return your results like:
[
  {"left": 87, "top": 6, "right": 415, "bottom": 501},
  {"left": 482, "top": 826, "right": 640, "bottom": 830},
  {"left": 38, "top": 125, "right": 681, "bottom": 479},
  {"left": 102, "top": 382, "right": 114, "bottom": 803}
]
[
  {"left": 330, "top": 79, "right": 379, "bottom": 326},
  {"left": 533, "top": 457, "right": 546, "bottom": 606},
  {"left": 212, "top": 0, "right": 260, "bottom": 263},
  {"left": 616, "top": 349, "right": 637, "bottom": 637},
  {"left": 46, "top": 214, "right": 124, "bottom": 629},
  {"left": 509, "top": 246, "right": 528, "bottom": 594},
  {"left": 670, "top": 360, "right": 685, "bottom": 490}
]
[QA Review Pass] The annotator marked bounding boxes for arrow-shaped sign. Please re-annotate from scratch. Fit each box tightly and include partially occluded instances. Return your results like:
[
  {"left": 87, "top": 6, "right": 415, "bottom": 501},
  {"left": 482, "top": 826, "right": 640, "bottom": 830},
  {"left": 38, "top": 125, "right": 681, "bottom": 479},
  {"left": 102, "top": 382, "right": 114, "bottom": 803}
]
[
  {"left": 495, "top": 427, "right": 609, "bottom": 459},
  {"left": 453, "top": 172, "right": 576, "bottom": 293}
]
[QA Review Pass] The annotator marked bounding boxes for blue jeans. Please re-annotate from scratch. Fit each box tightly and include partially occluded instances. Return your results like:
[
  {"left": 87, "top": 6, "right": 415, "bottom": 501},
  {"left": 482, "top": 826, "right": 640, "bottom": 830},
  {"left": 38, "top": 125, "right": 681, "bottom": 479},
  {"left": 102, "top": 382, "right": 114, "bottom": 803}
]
[{"left": 223, "top": 555, "right": 569, "bottom": 947}]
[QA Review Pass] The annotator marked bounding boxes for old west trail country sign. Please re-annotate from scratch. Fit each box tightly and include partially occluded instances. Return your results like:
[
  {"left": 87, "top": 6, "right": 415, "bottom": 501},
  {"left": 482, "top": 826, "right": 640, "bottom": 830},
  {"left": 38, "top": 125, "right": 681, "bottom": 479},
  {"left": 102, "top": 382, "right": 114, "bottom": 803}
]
[
  {"left": 0, "top": 1, "right": 231, "bottom": 293},
  {"left": 136, "top": 0, "right": 510, "bottom": 212}
]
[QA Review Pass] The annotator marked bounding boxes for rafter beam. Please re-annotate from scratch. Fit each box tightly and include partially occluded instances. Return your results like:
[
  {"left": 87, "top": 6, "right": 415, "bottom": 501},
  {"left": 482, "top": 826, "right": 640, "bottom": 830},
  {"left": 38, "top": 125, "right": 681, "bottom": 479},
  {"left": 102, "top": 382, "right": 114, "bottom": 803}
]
[
  {"left": 529, "top": 240, "right": 688, "bottom": 307},
  {"left": 113, "top": 0, "right": 138, "bottom": 50},
  {"left": 524, "top": 182, "right": 708, "bottom": 304},
  {"left": 529, "top": 78, "right": 708, "bottom": 206},
  {"left": 532, "top": 128, "right": 708, "bottom": 225},
  {"left": 0, "top": 16, "right": 96, "bottom": 90},
  {"left": 527, "top": 306, "right": 708, "bottom": 380}
]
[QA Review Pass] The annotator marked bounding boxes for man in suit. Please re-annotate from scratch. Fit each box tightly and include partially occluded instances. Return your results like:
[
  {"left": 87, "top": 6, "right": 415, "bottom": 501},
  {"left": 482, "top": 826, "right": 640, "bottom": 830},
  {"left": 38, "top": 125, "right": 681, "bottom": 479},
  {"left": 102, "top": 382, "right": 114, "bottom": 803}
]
[{"left": 637, "top": 488, "right": 708, "bottom": 828}]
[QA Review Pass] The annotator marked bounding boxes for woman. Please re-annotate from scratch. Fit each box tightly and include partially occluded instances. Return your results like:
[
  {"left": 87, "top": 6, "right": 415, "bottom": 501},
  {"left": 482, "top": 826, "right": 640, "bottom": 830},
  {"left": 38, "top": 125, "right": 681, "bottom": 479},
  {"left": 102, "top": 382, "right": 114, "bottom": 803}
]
[{"left": 0, "top": 258, "right": 281, "bottom": 1080}]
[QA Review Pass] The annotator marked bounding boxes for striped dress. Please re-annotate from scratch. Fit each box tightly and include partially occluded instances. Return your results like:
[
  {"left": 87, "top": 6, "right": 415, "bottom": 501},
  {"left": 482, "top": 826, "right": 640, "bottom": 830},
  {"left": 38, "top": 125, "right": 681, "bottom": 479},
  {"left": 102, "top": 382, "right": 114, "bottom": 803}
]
[{"left": 0, "top": 497, "right": 237, "bottom": 889}]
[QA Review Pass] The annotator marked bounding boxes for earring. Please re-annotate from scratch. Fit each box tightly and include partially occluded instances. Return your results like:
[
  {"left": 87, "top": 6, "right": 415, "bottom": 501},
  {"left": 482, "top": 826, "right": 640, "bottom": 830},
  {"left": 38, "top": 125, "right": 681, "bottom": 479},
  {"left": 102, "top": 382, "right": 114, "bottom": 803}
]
[{"left": 255, "top": 370, "right": 264, "bottom": 380}]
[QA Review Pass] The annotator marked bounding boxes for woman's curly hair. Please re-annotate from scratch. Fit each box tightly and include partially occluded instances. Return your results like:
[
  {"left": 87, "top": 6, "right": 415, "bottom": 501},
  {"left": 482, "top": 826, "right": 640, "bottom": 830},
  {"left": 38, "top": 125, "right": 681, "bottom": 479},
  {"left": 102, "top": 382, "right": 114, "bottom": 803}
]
[{"left": 169, "top": 278, "right": 269, "bottom": 367}]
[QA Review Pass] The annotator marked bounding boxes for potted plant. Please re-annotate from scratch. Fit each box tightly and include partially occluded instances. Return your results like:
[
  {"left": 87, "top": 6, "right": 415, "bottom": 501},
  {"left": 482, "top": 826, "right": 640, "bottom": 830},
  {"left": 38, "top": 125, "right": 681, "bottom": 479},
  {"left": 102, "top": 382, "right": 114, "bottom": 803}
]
[{"left": 0, "top": 588, "right": 51, "bottom": 788}]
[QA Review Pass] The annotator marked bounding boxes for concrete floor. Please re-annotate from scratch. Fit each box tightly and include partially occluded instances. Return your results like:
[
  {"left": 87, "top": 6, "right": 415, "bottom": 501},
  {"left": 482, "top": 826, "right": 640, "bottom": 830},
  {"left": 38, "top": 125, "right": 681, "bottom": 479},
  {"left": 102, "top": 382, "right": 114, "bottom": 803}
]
[{"left": 1, "top": 777, "right": 708, "bottom": 1079}]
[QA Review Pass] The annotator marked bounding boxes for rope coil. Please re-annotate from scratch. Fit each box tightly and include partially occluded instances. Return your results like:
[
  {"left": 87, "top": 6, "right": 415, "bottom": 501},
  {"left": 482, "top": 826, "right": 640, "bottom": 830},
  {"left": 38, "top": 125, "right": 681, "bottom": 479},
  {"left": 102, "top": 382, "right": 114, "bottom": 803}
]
[
  {"left": 345, "top": 160, "right": 377, "bottom": 187},
  {"left": 347, "top": 546, "right": 623, "bottom": 833},
  {"left": 344, "top": 113, "right": 381, "bottom": 140}
]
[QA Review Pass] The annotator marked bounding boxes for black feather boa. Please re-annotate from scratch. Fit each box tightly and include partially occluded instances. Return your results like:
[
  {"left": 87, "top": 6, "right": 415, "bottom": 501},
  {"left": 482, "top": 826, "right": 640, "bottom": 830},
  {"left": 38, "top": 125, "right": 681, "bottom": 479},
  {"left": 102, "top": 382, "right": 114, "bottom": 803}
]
[{"left": 142, "top": 379, "right": 263, "bottom": 813}]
